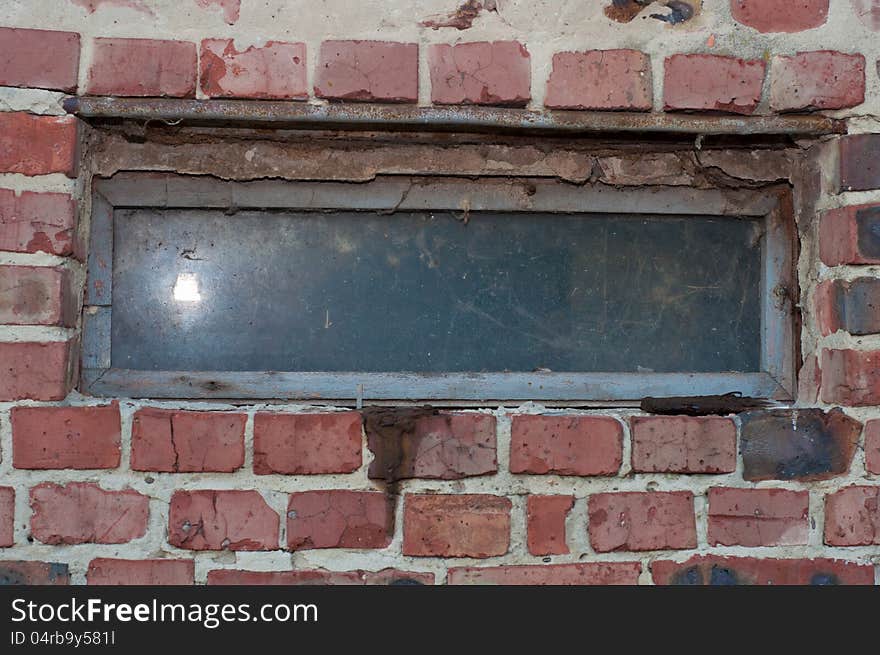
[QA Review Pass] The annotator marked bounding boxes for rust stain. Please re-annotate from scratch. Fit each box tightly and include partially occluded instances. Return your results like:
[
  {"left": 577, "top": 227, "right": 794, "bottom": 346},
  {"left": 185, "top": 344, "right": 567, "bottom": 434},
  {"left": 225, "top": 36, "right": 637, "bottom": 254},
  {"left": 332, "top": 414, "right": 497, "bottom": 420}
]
[{"left": 420, "top": 0, "right": 497, "bottom": 30}]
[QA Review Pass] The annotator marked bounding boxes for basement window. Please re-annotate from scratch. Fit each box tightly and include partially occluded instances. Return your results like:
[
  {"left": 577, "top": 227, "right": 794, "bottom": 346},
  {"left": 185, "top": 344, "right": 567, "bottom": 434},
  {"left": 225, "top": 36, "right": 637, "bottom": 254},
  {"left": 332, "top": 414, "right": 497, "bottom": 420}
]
[{"left": 82, "top": 172, "right": 795, "bottom": 403}]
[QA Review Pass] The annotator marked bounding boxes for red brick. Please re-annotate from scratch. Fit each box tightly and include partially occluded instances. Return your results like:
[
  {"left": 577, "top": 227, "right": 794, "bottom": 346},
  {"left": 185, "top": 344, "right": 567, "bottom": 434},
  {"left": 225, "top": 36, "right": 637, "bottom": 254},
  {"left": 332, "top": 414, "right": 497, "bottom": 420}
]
[
  {"left": 131, "top": 408, "right": 245, "bottom": 473},
  {"left": 663, "top": 54, "right": 765, "bottom": 115},
  {"left": 0, "top": 266, "right": 75, "bottom": 326},
  {"left": 403, "top": 494, "right": 511, "bottom": 558},
  {"left": 207, "top": 568, "right": 434, "bottom": 585},
  {"left": 824, "top": 485, "right": 880, "bottom": 546},
  {"left": 365, "top": 410, "right": 496, "bottom": 481},
  {"left": 819, "top": 204, "right": 880, "bottom": 265},
  {"left": 708, "top": 487, "right": 809, "bottom": 547},
  {"left": 30, "top": 482, "right": 149, "bottom": 545},
  {"left": 448, "top": 562, "right": 642, "bottom": 585},
  {"left": 510, "top": 415, "right": 622, "bottom": 476},
  {"left": 0, "top": 190, "right": 75, "bottom": 256},
  {"left": 0, "top": 487, "right": 13, "bottom": 547},
  {"left": 86, "top": 38, "right": 197, "bottom": 97},
  {"left": 545, "top": 49, "right": 652, "bottom": 111},
  {"left": 87, "top": 559, "right": 195, "bottom": 585},
  {"left": 428, "top": 41, "right": 530, "bottom": 107},
  {"left": 817, "top": 278, "right": 880, "bottom": 337},
  {"left": 526, "top": 495, "right": 573, "bottom": 556},
  {"left": 12, "top": 404, "right": 120, "bottom": 470},
  {"left": 168, "top": 490, "right": 279, "bottom": 551},
  {"left": 588, "top": 492, "right": 696, "bottom": 553},
  {"left": 195, "top": 0, "right": 241, "bottom": 24},
  {"left": 0, "top": 340, "right": 71, "bottom": 401},
  {"left": 0, "top": 113, "right": 77, "bottom": 177},
  {"left": 730, "top": 0, "right": 829, "bottom": 33},
  {"left": 286, "top": 490, "right": 393, "bottom": 550},
  {"left": 866, "top": 420, "right": 880, "bottom": 475},
  {"left": 0, "top": 561, "right": 69, "bottom": 585},
  {"left": 770, "top": 51, "right": 865, "bottom": 112},
  {"left": 652, "top": 555, "right": 874, "bottom": 585},
  {"left": 839, "top": 135, "right": 880, "bottom": 192},
  {"left": 200, "top": 39, "right": 307, "bottom": 100},
  {"left": 314, "top": 40, "right": 418, "bottom": 103},
  {"left": 254, "top": 412, "right": 362, "bottom": 475},
  {"left": 820, "top": 349, "right": 880, "bottom": 406},
  {"left": 0, "top": 27, "right": 80, "bottom": 92},
  {"left": 631, "top": 416, "right": 736, "bottom": 474},
  {"left": 852, "top": 0, "right": 880, "bottom": 31}
]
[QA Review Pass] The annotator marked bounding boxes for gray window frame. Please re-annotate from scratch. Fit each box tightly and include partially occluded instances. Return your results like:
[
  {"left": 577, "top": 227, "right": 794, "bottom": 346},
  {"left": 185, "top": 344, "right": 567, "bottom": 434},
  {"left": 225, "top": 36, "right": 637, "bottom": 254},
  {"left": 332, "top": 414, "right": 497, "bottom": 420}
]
[{"left": 82, "top": 172, "right": 796, "bottom": 404}]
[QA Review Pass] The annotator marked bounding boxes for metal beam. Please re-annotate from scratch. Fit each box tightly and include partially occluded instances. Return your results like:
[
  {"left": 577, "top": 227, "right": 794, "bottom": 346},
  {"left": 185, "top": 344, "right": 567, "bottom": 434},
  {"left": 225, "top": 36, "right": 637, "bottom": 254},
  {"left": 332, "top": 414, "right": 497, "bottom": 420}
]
[{"left": 64, "top": 96, "right": 845, "bottom": 137}]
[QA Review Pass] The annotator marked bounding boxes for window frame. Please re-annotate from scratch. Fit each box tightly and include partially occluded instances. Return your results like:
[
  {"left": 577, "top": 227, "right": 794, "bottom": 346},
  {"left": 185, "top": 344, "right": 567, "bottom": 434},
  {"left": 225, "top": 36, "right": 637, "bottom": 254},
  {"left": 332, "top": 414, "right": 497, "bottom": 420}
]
[{"left": 82, "top": 172, "right": 796, "bottom": 404}]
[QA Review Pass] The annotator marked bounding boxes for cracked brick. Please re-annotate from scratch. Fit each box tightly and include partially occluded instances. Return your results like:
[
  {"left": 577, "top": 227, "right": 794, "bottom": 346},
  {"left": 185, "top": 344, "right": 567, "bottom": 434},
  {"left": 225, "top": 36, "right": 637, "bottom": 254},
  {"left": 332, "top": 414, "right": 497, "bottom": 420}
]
[
  {"left": 708, "top": 488, "right": 809, "bottom": 547},
  {"left": 824, "top": 486, "right": 880, "bottom": 546},
  {"left": 428, "top": 41, "right": 530, "bottom": 107},
  {"left": 545, "top": 49, "right": 652, "bottom": 111},
  {"left": 631, "top": 416, "right": 736, "bottom": 474},
  {"left": 314, "top": 40, "right": 418, "bottom": 103},
  {"left": 168, "top": 490, "right": 279, "bottom": 551},
  {"left": 588, "top": 491, "right": 696, "bottom": 552},
  {"left": 254, "top": 412, "right": 362, "bottom": 475},
  {"left": 286, "top": 490, "right": 393, "bottom": 550}
]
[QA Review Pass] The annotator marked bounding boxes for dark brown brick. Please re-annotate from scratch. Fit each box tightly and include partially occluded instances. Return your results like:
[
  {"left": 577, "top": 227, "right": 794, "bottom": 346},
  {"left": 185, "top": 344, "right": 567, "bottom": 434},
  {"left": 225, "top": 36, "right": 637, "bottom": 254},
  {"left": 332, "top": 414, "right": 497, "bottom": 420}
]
[{"left": 840, "top": 134, "right": 880, "bottom": 192}]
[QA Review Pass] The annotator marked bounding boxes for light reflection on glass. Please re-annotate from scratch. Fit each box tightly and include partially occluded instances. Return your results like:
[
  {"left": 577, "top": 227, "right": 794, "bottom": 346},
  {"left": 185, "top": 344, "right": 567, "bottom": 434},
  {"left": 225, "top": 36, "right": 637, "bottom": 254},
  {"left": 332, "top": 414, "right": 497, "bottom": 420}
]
[{"left": 173, "top": 273, "right": 202, "bottom": 302}]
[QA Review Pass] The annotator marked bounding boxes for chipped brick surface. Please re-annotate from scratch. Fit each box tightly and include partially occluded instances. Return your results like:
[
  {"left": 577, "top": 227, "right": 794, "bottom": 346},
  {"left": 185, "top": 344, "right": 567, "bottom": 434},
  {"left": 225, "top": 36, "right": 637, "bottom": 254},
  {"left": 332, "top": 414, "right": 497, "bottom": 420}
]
[
  {"left": 30, "top": 483, "right": 149, "bottom": 545},
  {"left": 510, "top": 415, "right": 622, "bottom": 476},
  {"left": 526, "top": 495, "right": 573, "bottom": 556},
  {"left": 403, "top": 494, "right": 511, "bottom": 558},
  {"left": 448, "top": 562, "right": 642, "bottom": 585},
  {"left": 631, "top": 416, "right": 736, "bottom": 474},
  {"left": 286, "top": 491, "right": 393, "bottom": 550},
  {"left": 824, "top": 486, "right": 880, "bottom": 546},
  {"left": 663, "top": 54, "right": 765, "bottom": 115},
  {"left": 428, "top": 41, "right": 530, "bottom": 107},
  {"left": 740, "top": 408, "right": 861, "bottom": 481},
  {"left": 770, "top": 51, "right": 865, "bottom": 111},
  {"left": 0, "top": 27, "right": 80, "bottom": 92},
  {"left": 0, "top": 487, "right": 13, "bottom": 547},
  {"left": 86, "top": 559, "right": 195, "bottom": 585},
  {"left": 653, "top": 555, "right": 874, "bottom": 585},
  {"left": 207, "top": 568, "right": 434, "bottom": 585},
  {"left": 168, "top": 490, "right": 279, "bottom": 551},
  {"left": 12, "top": 404, "right": 121, "bottom": 470},
  {"left": 0, "top": 561, "right": 69, "bottom": 585},
  {"left": 0, "top": 190, "right": 75, "bottom": 256},
  {"left": 588, "top": 492, "right": 696, "bottom": 552},
  {"left": 545, "top": 49, "right": 652, "bottom": 111},
  {"left": 315, "top": 40, "right": 417, "bottom": 102},
  {"left": 200, "top": 39, "right": 307, "bottom": 99},
  {"left": 254, "top": 412, "right": 362, "bottom": 475},
  {"left": 730, "top": 0, "right": 829, "bottom": 33},
  {"left": 708, "top": 488, "right": 809, "bottom": 547},
  {"left": 87, "top": 38, "right": 197, "bottom": 97},
  {"left": 0, "top": 113, "right": 77, "bottom": 177},
  {"left": 195, "top": 0, "right": 240, "bottom": 24},
  {"left": 0, "top": 341, "right": 71, "bottom": 401},
  {"left": 820, "top": 349, "right": 880, "bottom": 406},
  {"left": 131, "top": 408, "right": 245, "bottom": 473}
]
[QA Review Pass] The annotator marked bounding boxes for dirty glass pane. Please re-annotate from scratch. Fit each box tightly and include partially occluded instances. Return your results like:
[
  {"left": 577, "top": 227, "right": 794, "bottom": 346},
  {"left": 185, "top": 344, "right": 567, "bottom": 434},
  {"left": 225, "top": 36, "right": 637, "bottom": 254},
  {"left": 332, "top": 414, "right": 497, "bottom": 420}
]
[{"left": 111, "top": 209, "right": 762, "bottom": 373}]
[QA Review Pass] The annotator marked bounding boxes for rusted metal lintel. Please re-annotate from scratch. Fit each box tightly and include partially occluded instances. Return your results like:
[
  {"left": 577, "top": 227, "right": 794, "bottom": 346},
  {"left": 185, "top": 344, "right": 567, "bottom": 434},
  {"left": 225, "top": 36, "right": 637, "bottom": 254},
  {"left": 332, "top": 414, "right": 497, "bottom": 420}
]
[{"left": 63, "top": 97, "right": 845, "bottom": 137}]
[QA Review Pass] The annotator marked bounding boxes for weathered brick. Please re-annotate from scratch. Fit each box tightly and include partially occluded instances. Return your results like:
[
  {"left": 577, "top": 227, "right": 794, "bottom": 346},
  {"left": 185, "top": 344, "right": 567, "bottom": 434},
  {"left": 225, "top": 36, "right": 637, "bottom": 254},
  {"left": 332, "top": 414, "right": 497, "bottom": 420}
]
[
  {"left": 545, "top": 49, "right": 652, "bottom": 111},
  {"left": 740, "top": 408, "right": 861, "bottom": 481},
  {"left": 0, "top": 190, "right": 75, "bottom": 256},
  {"left": 819, "top": 204, "right": 880, "bottom": 265},
  {"left": 0, "top": 266, "right": 75, "bottom": 326},
  {"left": 30, "top": 483, "right": 149, "bottom": 545},
  {"left": 200, "top": 39, "right": 307, "bottom": 100},
  {"left": 526, "top": 495, "right": 573, "bottom": 556},
  {"left": 798, "top": 353, "right": 821, "bottom": 404},
  {"left": 730, "top": 0, "right": 829, "bottom": 33},
  {"left": 852, "top": 0, "right": 880, "bottom": 31},
  {"left": 708, "top": 487, "right": 809, "bottom": 547},
  {"left": 0, "top": 113, "right": 77, "bottom": 177},
  {"left": 254, "top": 412, "right": 362, "bottom": 475},
  {"left": 817, "top": 278, "right": 880, "bottom": 336},
  {"left": 131, "top": 408, "right": 245, "bottom": 473},
  {"left": 510, "top": 415, "right": 622, "bottom": 476},
  {"left": 403, "top": 494, "right": 511, "bottom": 558},
  {"left": 314, "top": 40, "right": 418, "bottom": 103},
  {"left": 820, "top": 349, "right": 880, "bottom": 406},
  {"left": 168, "top": 490, "right": 279, "bottom": 551},
  {"left": 866, "top": 420, "right": 880, "bottom": 475},
  {"left": 448, "top": 562, "right": 642, "bottom": 585},
  {"left": 663, "top": 54, "right": 765, "bottom": 115},
  {"left": 0, "top": 27, "right": 80, "bottom": 91},
  {"left": 653, "top": 555, "right": 874, "bottom": 585},
  {"left": 365, "top": 409, "right": 495, "bottom": 481},
  {"left": 631, "top": 416, "right": 736, "bottom": 474},
  {"left": 428, "top": 41, "right": 530, "bottom": 107},
  {"left": 86, "top": 38, "right": 197, "bottom": 97},
  {"left": 0, "top": 487, "right": 13, "bottom": 547},
  {"left": 86, "top": 559, "right": 195, "bottom": 585},
  {"left": 839, "top": 135, "right": 880, "bottom": 192},
  {"left": 588, "top": 492, "right": 696, "bottom": 552},
  {"left": 824, "top": 486, "right": 880, "bottom": 546},
  {"left": 0, "top": 561, "right": 69, "bottom": 585},
  {"left": 12, "top": 404, "right": 121, "bottom": 470},
  {"left": 286, "top": 491, "right": 393, "bottom": 550},
  {"left": 0, "top": 341, "right": 71, "bottom": 401},
  {"left": 194, "top": 0, "right": 241, "bottom": 25},
  {"left": 207, "top": 568, "right": 434, "bottom": 585},
  {"left": 770, "top": 51, "right": 865, "bottom": 111}
]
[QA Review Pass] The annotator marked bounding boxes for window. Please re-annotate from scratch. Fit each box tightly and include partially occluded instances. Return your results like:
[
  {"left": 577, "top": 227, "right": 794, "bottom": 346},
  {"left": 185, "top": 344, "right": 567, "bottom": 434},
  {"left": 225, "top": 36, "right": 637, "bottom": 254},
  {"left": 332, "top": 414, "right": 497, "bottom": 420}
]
[{"left": 82, "top": 172, "right": 795, "bottom": 403}]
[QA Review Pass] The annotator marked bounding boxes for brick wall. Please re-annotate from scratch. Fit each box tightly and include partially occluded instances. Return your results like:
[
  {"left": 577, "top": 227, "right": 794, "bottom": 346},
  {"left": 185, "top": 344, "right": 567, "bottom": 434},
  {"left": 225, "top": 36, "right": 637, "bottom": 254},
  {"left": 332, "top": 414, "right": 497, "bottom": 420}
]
[{"left": 1, "top": 0, "right": 879, "bottom": 585}]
